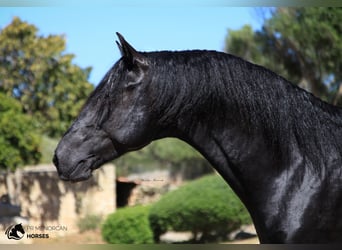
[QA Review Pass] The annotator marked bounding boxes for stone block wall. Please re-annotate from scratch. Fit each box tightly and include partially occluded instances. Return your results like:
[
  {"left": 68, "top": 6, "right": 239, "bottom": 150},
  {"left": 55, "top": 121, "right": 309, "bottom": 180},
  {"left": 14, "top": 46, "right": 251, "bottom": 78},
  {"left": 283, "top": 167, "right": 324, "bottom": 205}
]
[{"left": 0, "top": 164, "right": 116, "bottom": 237}]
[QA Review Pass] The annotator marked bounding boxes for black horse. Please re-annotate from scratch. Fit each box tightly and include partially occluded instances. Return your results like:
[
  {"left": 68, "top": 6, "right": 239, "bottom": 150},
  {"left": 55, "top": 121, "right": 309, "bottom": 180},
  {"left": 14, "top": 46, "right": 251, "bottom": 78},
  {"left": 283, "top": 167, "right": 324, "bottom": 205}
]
[{"left": 53, "top": 33, "right": 342, "bottom": 243}]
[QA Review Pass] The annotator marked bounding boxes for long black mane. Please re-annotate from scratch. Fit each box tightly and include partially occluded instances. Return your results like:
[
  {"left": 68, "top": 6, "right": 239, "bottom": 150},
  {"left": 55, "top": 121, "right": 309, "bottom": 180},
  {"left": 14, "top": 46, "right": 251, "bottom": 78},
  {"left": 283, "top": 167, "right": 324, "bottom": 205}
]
[
  {"left": 144, "top": 50, "right": 342, "bottom": 171},
  {"left": 91, "top": 49, "right": 342, "bottom": 172}
]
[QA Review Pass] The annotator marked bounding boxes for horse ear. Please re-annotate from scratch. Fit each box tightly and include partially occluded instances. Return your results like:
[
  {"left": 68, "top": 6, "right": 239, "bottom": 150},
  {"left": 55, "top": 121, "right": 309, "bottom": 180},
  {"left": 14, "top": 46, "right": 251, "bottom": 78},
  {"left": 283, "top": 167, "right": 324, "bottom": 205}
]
[
  {"left": 116, "top": 32, "right": 148, "bottom": 69},
  {"left": 116, "top": 40, "right": 124, "bottom": 56}
]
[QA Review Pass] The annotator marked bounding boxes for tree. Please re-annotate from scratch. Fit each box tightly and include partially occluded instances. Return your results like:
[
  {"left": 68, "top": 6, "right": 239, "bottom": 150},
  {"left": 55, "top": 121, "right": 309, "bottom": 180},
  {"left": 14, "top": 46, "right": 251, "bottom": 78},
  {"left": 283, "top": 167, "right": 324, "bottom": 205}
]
[
  {"left": 0, "top": 17, "right": 94, "bottom": 137},
  {"left": 0, "top": 93, "right": 41, "bottom": 170},
  {"left": 225, "top": 7, "right": 342, "bottom": 104}
]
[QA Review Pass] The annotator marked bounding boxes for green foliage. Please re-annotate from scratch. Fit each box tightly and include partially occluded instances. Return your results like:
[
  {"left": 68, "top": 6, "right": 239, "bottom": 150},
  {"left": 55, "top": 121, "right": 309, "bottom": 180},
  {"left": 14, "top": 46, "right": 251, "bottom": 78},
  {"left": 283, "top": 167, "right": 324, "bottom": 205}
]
[
  {"left": 225, "top": 7, "right": 342, "bottom": 103},
  {"left": 77, "top": 214, "right": 103, "bottom": 233},
  {"left": 102, "top": 205, "right": 154, "bottom": 244},
  {"left": 0, "top": 93, "right": 41, "bottom": 170},
  {"left": 0, "top": 17, "right": 94, "bottom": 137},
  {"left": 149, "top": 174, "right": 251, "bottom": 243}
]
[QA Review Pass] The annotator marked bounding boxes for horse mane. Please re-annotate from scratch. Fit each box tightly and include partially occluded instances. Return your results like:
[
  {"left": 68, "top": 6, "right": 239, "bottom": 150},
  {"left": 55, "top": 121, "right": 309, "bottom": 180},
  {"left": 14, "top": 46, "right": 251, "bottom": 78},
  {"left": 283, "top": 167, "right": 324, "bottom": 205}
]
[
  {"left": 87, "top": 48, "right": 342, "bottom": 172},
  {"left": 144, "top": 50, "right": 342, "bottom": 171}
]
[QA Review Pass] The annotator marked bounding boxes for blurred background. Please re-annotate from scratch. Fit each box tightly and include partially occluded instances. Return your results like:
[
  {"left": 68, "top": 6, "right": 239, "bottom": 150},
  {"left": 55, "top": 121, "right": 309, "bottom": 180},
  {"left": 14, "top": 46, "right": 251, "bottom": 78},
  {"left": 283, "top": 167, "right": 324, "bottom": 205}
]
[{"left": 0, "top": 4, "right": 341, "bottom": 244}]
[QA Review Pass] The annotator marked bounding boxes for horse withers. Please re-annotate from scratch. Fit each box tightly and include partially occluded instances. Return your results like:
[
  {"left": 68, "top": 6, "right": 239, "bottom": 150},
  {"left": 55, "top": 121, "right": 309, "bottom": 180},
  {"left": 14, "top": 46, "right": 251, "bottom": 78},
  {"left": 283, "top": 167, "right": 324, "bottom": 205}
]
[{"left": 53, "top": 33, "right": 342, "bottom": 243}]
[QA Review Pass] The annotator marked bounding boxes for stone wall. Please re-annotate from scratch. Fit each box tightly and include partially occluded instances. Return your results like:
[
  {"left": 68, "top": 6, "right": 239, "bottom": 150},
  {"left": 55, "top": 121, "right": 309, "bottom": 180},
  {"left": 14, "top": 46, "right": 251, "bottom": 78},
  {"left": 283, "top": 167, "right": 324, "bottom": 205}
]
[
  {"left": 125, "top": 170, "right": 179, "bottom": 206},
  {"left": 0, "top": 164, "right": 116, "bottom": 237}
]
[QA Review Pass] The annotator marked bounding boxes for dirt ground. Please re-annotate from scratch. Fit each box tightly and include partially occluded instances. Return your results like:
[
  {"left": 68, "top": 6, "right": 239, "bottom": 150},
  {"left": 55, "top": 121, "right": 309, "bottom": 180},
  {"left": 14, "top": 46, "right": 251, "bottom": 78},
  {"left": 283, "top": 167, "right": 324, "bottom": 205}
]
[
  {"left": 32, "top": 229, "right": 259, "bottom": 244},
  {"left": 228, "top": 237, "right": 259, "bottom": 244},
  {"left": 32, "top": 229, "right": 106, "bottom": 244}
]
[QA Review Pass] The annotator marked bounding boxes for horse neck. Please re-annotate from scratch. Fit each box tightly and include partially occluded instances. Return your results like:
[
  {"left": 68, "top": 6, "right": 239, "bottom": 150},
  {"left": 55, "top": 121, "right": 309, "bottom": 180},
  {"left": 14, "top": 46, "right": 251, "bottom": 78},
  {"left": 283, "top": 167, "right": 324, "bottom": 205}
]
[
  {"left": 174, "top": 97, "right": 342, "bottom": 242},
  {"left": 155, "top": 51, "right": 342, "bottom": 241},
  {"left": 174, "top": 119, "right": 289, "bottom": 242},
  {"left": 176, "top": 120, "right": 276, "bottom": 202}
]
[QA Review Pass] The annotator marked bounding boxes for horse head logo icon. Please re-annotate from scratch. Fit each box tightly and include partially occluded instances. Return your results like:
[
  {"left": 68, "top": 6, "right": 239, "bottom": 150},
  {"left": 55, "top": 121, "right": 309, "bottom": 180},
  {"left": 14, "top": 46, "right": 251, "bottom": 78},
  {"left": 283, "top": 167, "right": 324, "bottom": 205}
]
[{"left": 5, "top": 223, "right": 25, "bottom": 240}]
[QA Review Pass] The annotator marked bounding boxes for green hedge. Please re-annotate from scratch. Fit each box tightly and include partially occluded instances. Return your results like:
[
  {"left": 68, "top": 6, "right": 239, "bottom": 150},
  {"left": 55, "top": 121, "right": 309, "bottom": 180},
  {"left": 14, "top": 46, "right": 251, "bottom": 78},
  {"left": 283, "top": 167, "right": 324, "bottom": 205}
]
[
  {"left": 149, "top": 174, "right": 251, "bottom": 242},
  {"left": 101, "top": 205, "right": 153, "bottom": 244}
]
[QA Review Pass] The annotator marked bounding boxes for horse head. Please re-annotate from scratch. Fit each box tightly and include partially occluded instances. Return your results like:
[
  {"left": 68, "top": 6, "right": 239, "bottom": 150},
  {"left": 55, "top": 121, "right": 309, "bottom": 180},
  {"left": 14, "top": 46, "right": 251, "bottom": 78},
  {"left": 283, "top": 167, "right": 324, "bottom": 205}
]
[{"left": 53, "top": 33, "right": 160, "bottom": 182}]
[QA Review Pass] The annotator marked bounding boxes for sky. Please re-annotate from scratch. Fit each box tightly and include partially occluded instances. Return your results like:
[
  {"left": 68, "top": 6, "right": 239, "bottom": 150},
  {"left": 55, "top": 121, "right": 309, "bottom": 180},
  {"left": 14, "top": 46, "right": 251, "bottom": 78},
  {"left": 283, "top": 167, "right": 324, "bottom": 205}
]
[{"left": 0, "top": 5, "right": 267, "bottom": 85}]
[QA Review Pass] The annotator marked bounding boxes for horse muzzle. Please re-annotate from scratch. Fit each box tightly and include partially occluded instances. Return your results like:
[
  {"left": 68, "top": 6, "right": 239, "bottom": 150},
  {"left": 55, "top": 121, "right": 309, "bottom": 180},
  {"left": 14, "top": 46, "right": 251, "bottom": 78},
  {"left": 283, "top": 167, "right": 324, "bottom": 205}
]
[{"left": 53, "top": 154, "right": 100, "bottom": 182}]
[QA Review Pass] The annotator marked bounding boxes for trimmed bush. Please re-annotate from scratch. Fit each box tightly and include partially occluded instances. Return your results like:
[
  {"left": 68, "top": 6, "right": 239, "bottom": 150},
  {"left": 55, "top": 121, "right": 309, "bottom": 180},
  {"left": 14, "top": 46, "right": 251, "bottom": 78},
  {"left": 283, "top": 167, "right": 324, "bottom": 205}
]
[
  {"left": 101, "top": 205, "right": 153, "bottom": 244},
  {"left": 149, "top": 174, "right": 252, "bottom": 242}
]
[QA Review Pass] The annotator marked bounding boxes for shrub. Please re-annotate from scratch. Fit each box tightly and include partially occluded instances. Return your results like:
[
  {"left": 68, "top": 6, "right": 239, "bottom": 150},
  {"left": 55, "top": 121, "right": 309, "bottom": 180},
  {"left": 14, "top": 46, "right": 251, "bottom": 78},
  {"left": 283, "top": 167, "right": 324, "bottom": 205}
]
[
  {"left": 101, "top": 205, "right": 153, "bottom": 244},
  {"left": 77, "top": 214, "right": 102, "bottom": 233},
  {"left": 149, "top": 174, "right": 252, "bottom": 243}
]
